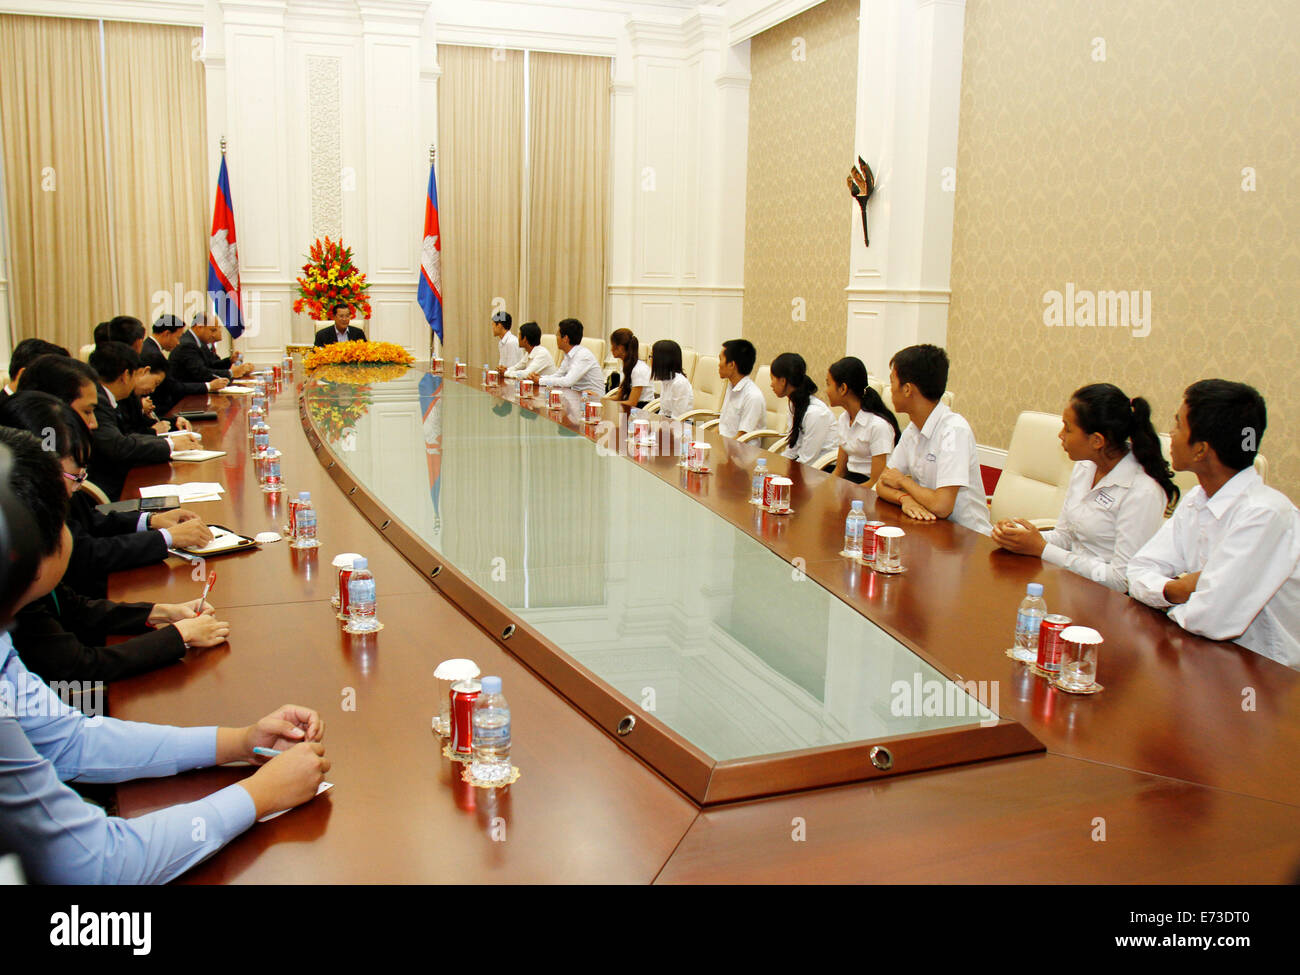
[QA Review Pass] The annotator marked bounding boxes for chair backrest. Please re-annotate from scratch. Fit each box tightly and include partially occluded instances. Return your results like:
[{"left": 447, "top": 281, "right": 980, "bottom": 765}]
[
  {"left": 752, "top": 365, "right": 785, "bottom": 433},
  {"left": 692, "top": 355, "right": 725, "bottom": 413},
  {"left": 79, "top": 343, "right": 96, "bottom": 362},
  {"left": 989, "top": 410, "right": 1074, "bottom": 523},
  {"left": 539, "top": 334, "right": 558, "bottom": 364},
  {"left": 681, "top": 347, "right": 698, "bottom": 385},
  {"left": 1158, "top": 433, "right": 1269, "bottom": 515},
  {"left": 581, "top": 337, "right": 605, "bottom": 366}
]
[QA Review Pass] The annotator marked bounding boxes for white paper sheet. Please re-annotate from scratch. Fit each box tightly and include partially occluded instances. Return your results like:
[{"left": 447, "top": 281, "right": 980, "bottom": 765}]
[
  {"left": 258, "top": 782, "right": 334, "bottom": 822},
  {"left": 170, "top": 449, "right": 227, "bottom": 462}
]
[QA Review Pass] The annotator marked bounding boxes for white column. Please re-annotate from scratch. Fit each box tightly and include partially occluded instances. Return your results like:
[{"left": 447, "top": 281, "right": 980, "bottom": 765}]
[{"left": 845, "top": 0, "right": 965, "bottom": 380}]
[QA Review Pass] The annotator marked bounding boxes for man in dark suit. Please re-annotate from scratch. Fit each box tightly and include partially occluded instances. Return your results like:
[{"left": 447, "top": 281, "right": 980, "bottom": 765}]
[
  {"left": 170, "top": 313, "right": 252, "bottom": 385},
  {"left": 87, "top": 343, "right": 200, "bottom": 501},
  {"left": 313, "top": 303, "right": 366, "bottom": 347},
  {"left": 3, "top": 338, "right": 69, "bottom": 404},
  {"left": 146, "top": 315, "right": 227, "bottom": 415}
]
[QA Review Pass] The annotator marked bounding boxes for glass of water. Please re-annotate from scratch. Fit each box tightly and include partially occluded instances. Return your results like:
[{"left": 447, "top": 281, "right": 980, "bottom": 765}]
[
  {"left": 1058, "top": 626, "right": 1102, "bottom": 691},
  {"left": 874, "top": 527, "right": 905, "bottom": 573}
]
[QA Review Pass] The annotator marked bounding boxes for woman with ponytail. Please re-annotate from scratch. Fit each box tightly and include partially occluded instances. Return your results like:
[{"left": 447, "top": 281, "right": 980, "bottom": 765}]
[
  {"left": 769, "top": 353, "right": 839, "bottom": 466},
  {"left": 992, "top": 382, "right": 1176, "bottom": 592},
  {"left": 825, "top": 356, "right": 901, "bottom": 487},
  {"left": 607, "top": 328, "right": 651, "bottom": 410}
]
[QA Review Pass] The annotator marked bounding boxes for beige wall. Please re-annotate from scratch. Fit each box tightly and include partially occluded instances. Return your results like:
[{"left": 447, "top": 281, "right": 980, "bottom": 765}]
[
  {"left": 948, "top": 0, "right": 1300, "bottom": 499},
  {"left": 742, "top": 0, "right": 858, "bottom": 373}
]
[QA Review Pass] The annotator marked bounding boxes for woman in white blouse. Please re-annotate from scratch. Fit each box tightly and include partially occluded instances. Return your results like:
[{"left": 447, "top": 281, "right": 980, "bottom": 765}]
[
  {"left": 825, "top": 356, "right": 900, "bottom": 488},
  {"left": 649, "top": 339, "right": 693, "bottom": 420},
  {"left": 992, "top": 383, "right": 1178, "bottom": 592},
  {"left": 768, "top": 353, "right": 840, "bottom": 467},
  {"left": 607, "top": 327, "right": 652, "bottom": 410}
]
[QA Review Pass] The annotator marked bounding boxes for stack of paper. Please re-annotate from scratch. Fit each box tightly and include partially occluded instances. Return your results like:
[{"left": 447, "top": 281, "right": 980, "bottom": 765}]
[
  {"left": 217, "top": 385, "right": 254, "bottom": 395},
  {"left": 139, "top": 482, "right": 225, "bottom": 504},
  {"left": 171, "top": 449, "right": 227, "bottom": 462}
]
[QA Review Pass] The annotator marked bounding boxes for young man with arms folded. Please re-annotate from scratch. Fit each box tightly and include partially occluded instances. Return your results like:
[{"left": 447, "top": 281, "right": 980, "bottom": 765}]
[
  {"left": 1127, "top": 380, "right": 1299, "bottom": 670},
  {"left": 504, "top": 322, "right": 555, "bottom": 381},
  {"left": 716, "top": 338, "right": 766, "bottom": 439},
  {"left": 875, "top": 344, "right": 993, "bottom": 535},
  {"left": 0, "top": 432, "right": 330, "bottom": 884}
]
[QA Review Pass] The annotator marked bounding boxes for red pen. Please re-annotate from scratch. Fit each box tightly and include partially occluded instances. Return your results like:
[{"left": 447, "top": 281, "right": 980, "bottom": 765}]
[{"left": 198, "top": 570, "right": 217, "bottom": 610}]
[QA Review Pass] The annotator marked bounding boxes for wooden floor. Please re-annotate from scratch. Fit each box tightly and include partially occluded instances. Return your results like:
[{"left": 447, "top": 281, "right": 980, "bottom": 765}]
[{"left": 107, "top": 371, "right": 1300, "bottom": 883}]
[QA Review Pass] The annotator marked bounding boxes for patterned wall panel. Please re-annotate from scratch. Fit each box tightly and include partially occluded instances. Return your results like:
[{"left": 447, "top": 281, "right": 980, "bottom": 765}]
[
  {"left": 948, "top": 0, "right": 1300, "bottom": 500},
  {"left": 743, "top": 0, "right": 859, "bottom": 373},
  {"left": 307, "top": 54, "right": 343, "bottom": 242}
]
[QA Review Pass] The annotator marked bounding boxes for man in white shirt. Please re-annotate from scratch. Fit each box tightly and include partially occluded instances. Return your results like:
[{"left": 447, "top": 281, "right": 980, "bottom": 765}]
[
  {"left": 877, "top": 344, "right": 992, "bottom": 535},
  {"left": 1127, "top": 380, "right": 1299, "bottom": 670},
  {"left": 492, "top": 311, "right": 523, "bottom": 374},
  {"left": 716, "top": 339, "right": 766, "bottom": 439},
  {"left": 504, "top": 321, "right": 554, "bottom": 380},
  {"left": 533, "top": 318, "right": 604, "bottom": 396}
]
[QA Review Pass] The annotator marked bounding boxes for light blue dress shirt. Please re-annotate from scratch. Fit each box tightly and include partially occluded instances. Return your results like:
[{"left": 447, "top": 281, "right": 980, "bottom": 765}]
[{"left": 0, "top": 632, "right": 256, "bottom": 883}]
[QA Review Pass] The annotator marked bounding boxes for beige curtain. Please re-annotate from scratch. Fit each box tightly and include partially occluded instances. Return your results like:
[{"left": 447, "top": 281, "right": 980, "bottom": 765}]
[
  {"left": 437, "top": 45, "right": 523, "bottom": 371},
  {"left": 0, "top": 14, "right": 115, "bottom": 351},
  {"left": 103, "top": 21, "right": 207, "bottom": 328},
  {"left": 526, "top": 52, "right": 609, "bottom": 342}
]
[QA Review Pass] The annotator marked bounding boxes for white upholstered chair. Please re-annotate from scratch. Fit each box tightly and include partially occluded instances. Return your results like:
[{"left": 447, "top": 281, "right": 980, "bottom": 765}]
[{"left": 988, "top": 411, "right": 1074, "bottom": 526}]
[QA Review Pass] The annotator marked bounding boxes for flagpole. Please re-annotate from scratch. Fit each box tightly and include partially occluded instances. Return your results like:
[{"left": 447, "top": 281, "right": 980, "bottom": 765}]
[{"left": 428, "top": 143, "right": 439, "bottom": 364}]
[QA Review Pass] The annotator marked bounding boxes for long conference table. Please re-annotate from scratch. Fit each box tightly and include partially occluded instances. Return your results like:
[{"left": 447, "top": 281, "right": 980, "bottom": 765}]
[{"left": 106, "top": 362, "right": 1300, "bottom": 883}]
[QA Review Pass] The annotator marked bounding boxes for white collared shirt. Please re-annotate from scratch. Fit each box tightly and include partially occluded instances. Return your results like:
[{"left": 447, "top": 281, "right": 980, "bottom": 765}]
[
  {"left": 831, "top": 406, "right": 892, "bottom": 474},
  {"left": 888, "top": 401, "right": 992, "bottom": 535},
  {"left": 1041, "top": 453, "right": 1168, "bottom": 592},
  {"left": 718, "top": 376, "right": 766, "bottom": 439},
  {"left": 1127, "top": 467, "right": 1300, "bottom": 670},
  {"left": 656, "top": 373, "right": 693, "bottom": 420},
  {"left": 624, "top": 359, "right": 652, "bottom": 405},
  {"left": 783, "top": 397, "right": 841, "bottom": 465},
  {"left": 538, "top": 344, "right": 604, "bottom": 396},
  {"left": 498, "top": 331, "right": 522, "bottom": 372},
  {"left": 505, "top": 344, "right": 555, "bottom": 380}
]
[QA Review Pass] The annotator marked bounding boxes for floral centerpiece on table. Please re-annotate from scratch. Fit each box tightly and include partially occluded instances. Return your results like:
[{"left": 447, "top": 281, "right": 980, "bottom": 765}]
[
  {"left": 293, "top": 236, "right": 373, "bottom": 320},
  {"left": 303, "top": 340, "right": 415, "bottom": 374}
]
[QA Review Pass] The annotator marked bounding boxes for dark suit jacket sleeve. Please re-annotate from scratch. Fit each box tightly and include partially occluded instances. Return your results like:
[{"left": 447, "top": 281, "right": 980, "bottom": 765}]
[
  {"left": 91, "top": 397, "right": 172, "bottom": 469},
  {"left": 66, "top": 508, "right": 168, "bottom": 580},
  {"left": 153, "top": 372, "right": 208, "bottom": 416},
  {"left": 314, "top": 326, "right": 332, "bottom": 347},
  {"left": 11, "top": 588, "right": 185, "bottom": 684},
  {"left": 169, "top": 338, "right": 224, "bottom": 383}
]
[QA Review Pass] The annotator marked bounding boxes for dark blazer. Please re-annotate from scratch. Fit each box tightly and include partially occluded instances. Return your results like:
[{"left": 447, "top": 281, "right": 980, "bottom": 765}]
[
  {"left": 11, "top": 583, "right": 185, "bottom": 684},
  {"left": 64, "top": 491, "right": 170, "bottom": 600},
  {"left": 87, "top": 386, "right": 171, "bottom": 502},
  {"left": 146, "top": 335, "right": 208, "bottom": 415},
  {"left": 169, "top": 330, "right": 231, "bottom": 384},
  {"left": 117, "top": 393, "right": 152, "bottom": 435},
  {"left": 314, "top": 324, "right": 366, "bottom": 347}
]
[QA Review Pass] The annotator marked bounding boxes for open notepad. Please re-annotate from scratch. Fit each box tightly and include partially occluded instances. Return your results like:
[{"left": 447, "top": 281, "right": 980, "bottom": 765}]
[
  {"left": 171, "top": 449, "right": 227, "bottom": 463},
  {"left": 175, "top": 526, "right": 247, "bottom": 556},
  {"left": 139, "top": 482, "right": 225, "bottom": 504}
]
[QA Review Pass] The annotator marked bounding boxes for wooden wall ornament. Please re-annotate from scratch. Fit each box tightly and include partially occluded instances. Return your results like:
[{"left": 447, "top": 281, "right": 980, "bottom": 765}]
[{"left": 847, "top": 156, "right": 876, "bottom": 245}]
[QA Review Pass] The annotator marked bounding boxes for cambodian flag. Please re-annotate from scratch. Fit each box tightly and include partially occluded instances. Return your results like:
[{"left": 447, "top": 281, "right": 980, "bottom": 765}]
[
  {"left": 207, "top": 156, "right": 244, "bottom": 337},
  {"left": 417, "top": 159, "right": 443, "bottom": 342},
  {"left": 418, "top": 372, "right": 443, "bottom": 529}
]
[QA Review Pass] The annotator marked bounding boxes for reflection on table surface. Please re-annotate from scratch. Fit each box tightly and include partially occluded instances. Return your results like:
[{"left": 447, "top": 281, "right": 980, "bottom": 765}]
[{"left": 305, "top": 368, "right": 996, "bottom": 761}]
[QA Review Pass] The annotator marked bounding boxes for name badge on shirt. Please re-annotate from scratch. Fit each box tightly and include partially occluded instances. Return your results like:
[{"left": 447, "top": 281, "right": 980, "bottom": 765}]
[
  {"left": 1095, "top": 490, "right": 1116, "bottom": 510},
  {"left": 925, "top": 452, "right": 937, "bottom": 463}
]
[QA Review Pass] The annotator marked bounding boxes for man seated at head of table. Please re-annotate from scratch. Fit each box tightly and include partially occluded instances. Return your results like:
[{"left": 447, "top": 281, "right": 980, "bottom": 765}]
[
  {"left": 87, "top": 342, "right": 202, "bottom": 502},
  {"left": 2, "top": 338, "right": 69, "bottom": 403},
  {"left": 0, "top": 391, "right": 213, "bottom": 601},
  {"left": 1127, "top": 380, "right": 1300, "bottom": 670},
  {"left": 532, "top": 318, "right": 604, "bottom": 397},
  {"left": 171, "top": 312, "right": 253, "bottom": 383},
  {"left": 504, "top": 321, "right": 554, "bottom": 381},
  {"left": 875, "top": 344, "right": 993, "bottom": 536},
  {"left": 0, "top": 426, "right": 230, "bottom": 685},
  {"left": 716, "top": 338, "right": 766, "bottom": 439},
  {"left": 0, "top": 468, "right": 331, "bottom": 883}
]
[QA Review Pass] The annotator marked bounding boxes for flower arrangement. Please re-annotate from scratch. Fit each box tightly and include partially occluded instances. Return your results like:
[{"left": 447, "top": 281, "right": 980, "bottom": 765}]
[
  {"left": 303, "top": 340, "right": 414, "bottom": 372},
  {"left": 293, "top": 236, "right": 373, "bottom": 320},
  {"left": 308, "top": 362, "right": 412, "bottom": 386},
  {"left": 308, "top": 383, "right": 373, "bottom": 442}
]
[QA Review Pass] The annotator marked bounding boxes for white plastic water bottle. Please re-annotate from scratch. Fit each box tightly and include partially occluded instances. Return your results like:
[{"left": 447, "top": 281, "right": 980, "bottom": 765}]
[
  {"left": 1013, "top": 583, "right": 1047, "bottom": 660},
  {"left": 844, "top": 500, "right": 867, "bottom": 557},
  {"left": 293, "top": 492, "right": 318, "bottom": 548},
  {"left": 347, "top": 557, "right": 378, "bottom": 632},
  {"left": 679, "top": 420, "right": 693, "bottom": 460},
  {"left": 472, "top": 676, "right": 511, "bottom": 769},
  {"left": 752, "top": 457, "right": 768, "bottom": 502}
]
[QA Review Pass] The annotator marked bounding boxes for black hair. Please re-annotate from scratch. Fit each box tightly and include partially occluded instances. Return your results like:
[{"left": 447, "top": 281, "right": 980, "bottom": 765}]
[
  {"left": 190, "top": 312, "right": 209, "bottom": 328},
  {"left": 152, "top": 314, "right": 185, "bottom": 334},
  {"left": 828, "top": 356, "right": 901, "bottom": 446},
  {"left": 331, "top": 302, "right": 351, "bottom": 316},
  {"left": 557, "top": 318, "right": 584, "bottom": 346},
  {"left": 1071, "top": 383, "right": 1177, "bottom": 502},
  {"left": 0, "top": 425, "right": 69, "bottom": 557},
  {"left": 16, "top": 354, "right": 98, "bottom": 404},
  {"left": 770, "top": 353, "right": 820, "bottom": 453},
  {"left": 89, "top": 341, "right": 141, "bottom": 384},
  {"left": 721, "top": 338, "right": 756, "bottom": 377},
  {"left": 8, "top": 338, "right": 69, "bottom": 377},
  {"left": 650, "top": 339, "right": 683, "bottom": 383},
  {"left": 1184, "top": 379, "right": 1267, "bottom": 472},
  {"left": 610, "top": 327, "right": 640, "bottom": 401},
  {"left": 492, "top": 310, "right": 513, "bottom": 330},
  {"left": 93, "top": 321, "right": 110, "bottom": 344},
  {"left": 107, "top": 315, "right": 145, "bottom": 346},
  {"left": 139, "top": 345, "right": 168, "bottom": 375},
  {"left": 890, "top": 344, "right": 949, "bottom": 401},
  {"left": 0, "top": 391, "right": 92, "bottom": 468},
  {"left": 519, "top": 321, "right": 541, "bottom": 348}
]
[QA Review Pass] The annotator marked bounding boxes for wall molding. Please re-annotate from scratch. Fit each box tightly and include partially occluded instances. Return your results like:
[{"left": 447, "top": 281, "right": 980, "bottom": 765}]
[
  {"left": 845, "top": 286, "right": 952, "bottom": 304},
  {"left": 726, "top": 0, "right": 826, "bottom": 45}
]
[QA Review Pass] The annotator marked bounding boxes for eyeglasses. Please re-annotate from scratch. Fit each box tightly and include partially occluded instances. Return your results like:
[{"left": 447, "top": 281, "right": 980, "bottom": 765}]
[{"left": 62, "top": 469, "right": 88, "bottom": 486}]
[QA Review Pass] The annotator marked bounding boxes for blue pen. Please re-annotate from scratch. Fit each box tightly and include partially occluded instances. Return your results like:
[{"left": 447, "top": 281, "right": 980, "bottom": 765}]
[{"left": 252, "top": 746, "right": 281, "bottom": 758}]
